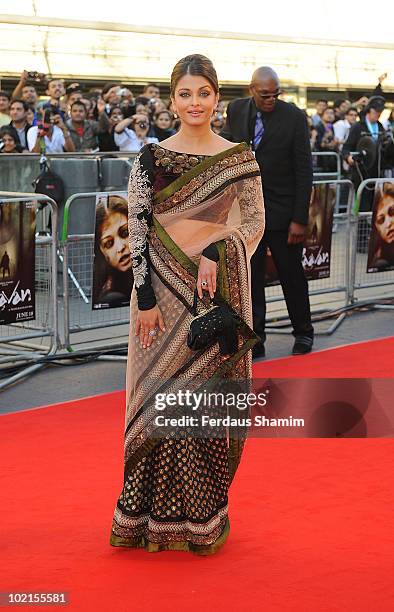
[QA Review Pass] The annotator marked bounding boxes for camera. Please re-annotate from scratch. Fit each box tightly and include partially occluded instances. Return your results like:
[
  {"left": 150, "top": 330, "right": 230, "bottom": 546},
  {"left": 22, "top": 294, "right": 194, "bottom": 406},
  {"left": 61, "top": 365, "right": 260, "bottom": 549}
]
[
  {"left": 349, "top": 150, "right": 366, "bottom": 161},
  {"left": 137, "top": 121, "right": 147, "bottom": 130},
  {"left": 121, "top": 102, "right": 136, "bottom": 119},
  {"left": 37, "top": 109, "right": 52, "bottom": 136},
  {"left": 27, "top": 71, "right": 45, "bottom": 82}
]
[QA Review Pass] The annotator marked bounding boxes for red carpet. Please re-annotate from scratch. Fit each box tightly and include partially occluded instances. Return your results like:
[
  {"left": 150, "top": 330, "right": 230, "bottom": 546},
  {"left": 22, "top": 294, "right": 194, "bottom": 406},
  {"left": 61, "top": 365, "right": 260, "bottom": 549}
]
[
  {"left": 254, "top": 336, "right": 394, "bottom": 378},
  {"left": 2, "top": 381, "right": 394, "bottom": 611}
]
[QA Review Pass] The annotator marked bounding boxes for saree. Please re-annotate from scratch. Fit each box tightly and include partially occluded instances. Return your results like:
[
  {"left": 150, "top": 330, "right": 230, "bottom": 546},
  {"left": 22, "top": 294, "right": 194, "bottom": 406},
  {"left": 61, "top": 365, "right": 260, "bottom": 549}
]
[{"left": 110, "top": 141, "right": 265, "bottom": 554}]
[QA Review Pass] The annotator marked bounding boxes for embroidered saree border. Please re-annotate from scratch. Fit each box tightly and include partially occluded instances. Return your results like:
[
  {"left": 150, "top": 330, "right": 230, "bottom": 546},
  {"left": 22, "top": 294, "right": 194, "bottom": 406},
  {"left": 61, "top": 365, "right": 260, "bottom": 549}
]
[
  {"left": 110, "top": 516, "right": 230, "bottom": 555},
  {"left": 153, "top": 141, "right": 249, "bottom": 204}
]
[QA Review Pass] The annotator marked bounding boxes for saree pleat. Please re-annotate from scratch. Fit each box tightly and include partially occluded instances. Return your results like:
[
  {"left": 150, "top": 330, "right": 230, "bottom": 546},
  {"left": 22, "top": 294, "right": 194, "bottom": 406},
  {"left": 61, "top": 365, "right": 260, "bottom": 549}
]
[{"left": 110, "top": 142, "right": 265, "bottom": 554}]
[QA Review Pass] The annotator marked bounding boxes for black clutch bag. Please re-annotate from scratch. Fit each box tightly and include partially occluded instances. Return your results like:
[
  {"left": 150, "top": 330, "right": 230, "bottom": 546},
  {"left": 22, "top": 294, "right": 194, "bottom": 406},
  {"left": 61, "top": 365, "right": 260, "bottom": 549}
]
[{"left": 187, "top": 289, "right": 243, "bottom": 356}]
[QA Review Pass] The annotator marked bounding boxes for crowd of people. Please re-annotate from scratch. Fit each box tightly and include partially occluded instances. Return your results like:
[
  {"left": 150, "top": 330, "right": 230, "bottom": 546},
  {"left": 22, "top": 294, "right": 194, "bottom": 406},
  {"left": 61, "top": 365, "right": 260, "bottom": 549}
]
[
  {"left": 0, "top": 70, "right": 393, "bottom": 172},
  {"left": 307, "top": 73, "right": 393, "bottom": 167},
  {"left": 0, "top": 72, "right": 227, "bottom": 155}
]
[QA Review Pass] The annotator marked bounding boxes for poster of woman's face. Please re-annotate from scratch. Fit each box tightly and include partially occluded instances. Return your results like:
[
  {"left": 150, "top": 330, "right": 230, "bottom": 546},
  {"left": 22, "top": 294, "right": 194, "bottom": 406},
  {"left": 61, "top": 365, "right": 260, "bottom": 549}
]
[
  {"left": 367, "top": 184, "right": 394, "bottom": 273},
  {"left": 0, "top": 201, "right": 36, "bottom": 324},
  {"left": 92, "top": 194, "right": 133, "bottom": 310}
]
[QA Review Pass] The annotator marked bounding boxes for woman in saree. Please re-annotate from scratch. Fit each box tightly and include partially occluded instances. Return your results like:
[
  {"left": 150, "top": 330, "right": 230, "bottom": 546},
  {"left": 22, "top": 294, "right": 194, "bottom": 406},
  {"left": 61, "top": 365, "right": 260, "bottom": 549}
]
[{"left": 110, "top": 54, "right": 265, "bottom": 555}]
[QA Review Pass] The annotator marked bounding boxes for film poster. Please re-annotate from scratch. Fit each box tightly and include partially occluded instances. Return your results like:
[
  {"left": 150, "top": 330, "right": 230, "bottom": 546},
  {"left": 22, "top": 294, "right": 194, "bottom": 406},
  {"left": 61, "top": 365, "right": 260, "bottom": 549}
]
[
  {"left": 92, "top": 193, "right": 133, "bottom": 310},
  {"left": 367, "top": 183, "right": 394, "bottom": 273},
  {"left": 0, "top": 201, "right": 36, "bottom": 324},
  {"left": 265, "top": 184, "right": 336, "bottom": 286}
]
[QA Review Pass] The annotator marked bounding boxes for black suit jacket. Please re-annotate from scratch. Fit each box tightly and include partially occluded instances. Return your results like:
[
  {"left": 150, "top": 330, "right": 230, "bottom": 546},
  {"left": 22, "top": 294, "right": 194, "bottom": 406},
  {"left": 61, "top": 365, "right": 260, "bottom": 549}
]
[{"left": 221, "top": 98, "right": 313, "bottom": 230}]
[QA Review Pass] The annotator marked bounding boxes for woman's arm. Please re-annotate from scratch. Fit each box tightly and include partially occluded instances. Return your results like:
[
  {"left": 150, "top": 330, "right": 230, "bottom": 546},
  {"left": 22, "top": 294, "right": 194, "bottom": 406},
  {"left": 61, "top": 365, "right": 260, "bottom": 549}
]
[
  {"left": 237, "top": 172, "right": 265, "bottom": 256},
  {"left": 128, "top": 148, "right": 166, "bottom": 348},
  {"left": 115, "top": 117, "right": 134, "bottom": 133},
  {"left": 127, "top": 150, "right": 157, "bottom": 310}
]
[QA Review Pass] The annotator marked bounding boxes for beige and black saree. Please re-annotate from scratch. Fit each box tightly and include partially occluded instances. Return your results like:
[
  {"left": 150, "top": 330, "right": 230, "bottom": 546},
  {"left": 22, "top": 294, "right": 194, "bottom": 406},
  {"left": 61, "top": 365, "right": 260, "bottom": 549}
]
[{"left": 110, "top": 141, "right": 265, "bottom": 555}]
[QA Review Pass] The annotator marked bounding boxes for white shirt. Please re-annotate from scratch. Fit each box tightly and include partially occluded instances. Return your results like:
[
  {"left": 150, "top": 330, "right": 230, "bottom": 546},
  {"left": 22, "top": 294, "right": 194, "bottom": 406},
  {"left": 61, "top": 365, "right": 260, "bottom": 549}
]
[
  {"left": 114, "top": 128, "right": 158, "bottom": 152},
  {"left": 333, "top": 119, "right": 351, "bottom": 146},
  {"left": 27, "top": 125, "right": 65, "bottom": 153}
]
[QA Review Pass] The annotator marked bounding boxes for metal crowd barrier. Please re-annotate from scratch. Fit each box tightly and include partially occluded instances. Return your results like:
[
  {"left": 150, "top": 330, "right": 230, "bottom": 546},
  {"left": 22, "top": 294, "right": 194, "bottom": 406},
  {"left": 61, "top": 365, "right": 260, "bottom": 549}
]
[
  {"left": 60, "top": 191, "right": 130, "bottom": 353},
  {"left": 312, "top": 151, "right": 341, "bottom": 181},
  {"left": 0, "top": 152, "right": 135, "bottom": 195},
  {"left": 349, "top": 178, "right": 394, "bottom": 305},
  {"left": 1, "top": 176, "right": 392, "bottom": 372},
  {"left": 0, "top": 192, "right": 59, "bottom": 389},
  {"left": 265, "top": 179, "right": 354, "bottom": 334}
]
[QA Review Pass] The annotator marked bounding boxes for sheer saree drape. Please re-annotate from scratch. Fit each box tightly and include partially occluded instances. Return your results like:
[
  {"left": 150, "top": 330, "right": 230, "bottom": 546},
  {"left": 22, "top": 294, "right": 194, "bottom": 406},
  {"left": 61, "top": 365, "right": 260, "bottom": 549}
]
[{"left": 110, "top": 142, "right": 265, "bottom": 554}]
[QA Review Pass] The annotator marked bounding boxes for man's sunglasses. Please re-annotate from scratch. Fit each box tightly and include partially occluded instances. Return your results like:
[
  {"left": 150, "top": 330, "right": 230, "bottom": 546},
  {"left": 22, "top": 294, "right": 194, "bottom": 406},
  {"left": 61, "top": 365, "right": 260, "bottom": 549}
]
[{"left": 253, "top": 89, "right": 282, "bottom": 100}]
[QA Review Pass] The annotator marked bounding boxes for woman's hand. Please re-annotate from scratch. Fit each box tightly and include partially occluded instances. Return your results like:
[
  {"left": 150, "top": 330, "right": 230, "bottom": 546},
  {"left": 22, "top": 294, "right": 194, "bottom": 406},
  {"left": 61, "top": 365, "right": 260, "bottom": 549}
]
[
  {"left": 197, "top": 255, "right": 217, "bottom": 299},
  {"left": 136, "top": 305, "right": 166, "bottom": 349}
]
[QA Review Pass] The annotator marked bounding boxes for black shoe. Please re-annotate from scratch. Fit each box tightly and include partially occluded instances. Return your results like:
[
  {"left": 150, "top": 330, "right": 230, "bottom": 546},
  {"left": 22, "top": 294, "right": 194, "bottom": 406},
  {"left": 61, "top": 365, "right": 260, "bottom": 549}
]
[
  {"left": 292, "top": 336, "right": 313, "bottom": 355},
  {"left": 252, "top": 341, "right": 265, "bottom": 360}
]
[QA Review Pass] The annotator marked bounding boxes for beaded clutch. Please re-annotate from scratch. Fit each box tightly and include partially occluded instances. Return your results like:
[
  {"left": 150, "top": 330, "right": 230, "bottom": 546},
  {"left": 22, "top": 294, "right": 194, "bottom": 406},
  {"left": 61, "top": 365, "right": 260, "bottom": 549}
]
[{"left": 187, "top": 289, "right": 242, "bottom": 356}]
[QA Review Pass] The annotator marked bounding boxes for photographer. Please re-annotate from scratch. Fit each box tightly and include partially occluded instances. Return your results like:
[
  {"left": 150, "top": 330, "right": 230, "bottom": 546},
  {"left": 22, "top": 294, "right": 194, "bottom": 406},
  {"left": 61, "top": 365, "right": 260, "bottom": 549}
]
[
  {"left": 102, "top": 83, "right": 122, "bottom": 107},
  {"left": 343, "top": 101, "right": 386, "bottom": 252},
  {"left": 134, "top": 96, "right": 151, "bottom": 117},
  {"left": 114, "top": 113, "right": 158, "bottom": 152},
  {"left": 316, "top": 107, "right": 339, "bottom": 172},
  {"left": 343, "top": 102, "right": 385, "bottom": 194},
  {"left": 27, "top": 106, "right": 75, "bottom": 153},
  {"left": 98, "top": 105, "right": 123, "bottom": 152},
  {"left": 0, "top": 127, "right": 23, "bottom": 153},
  {"left": 12, "top": 71, "right": 41, "bottom": 112},
  {"left": 334, "top": 107, "right": 359, "bottom": 151},
  {"left": 65, "top": 100, "right": 99, "bottom": 152},
  {"left": 42, "top": 78, "right": 67, "bottom": 120}
]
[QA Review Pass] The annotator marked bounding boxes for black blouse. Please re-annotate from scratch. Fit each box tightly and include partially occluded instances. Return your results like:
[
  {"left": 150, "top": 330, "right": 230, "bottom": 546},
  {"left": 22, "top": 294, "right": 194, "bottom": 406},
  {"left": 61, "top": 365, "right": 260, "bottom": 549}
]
[{"left": 128, "top": 143, "right": 219, "bottom": 311}]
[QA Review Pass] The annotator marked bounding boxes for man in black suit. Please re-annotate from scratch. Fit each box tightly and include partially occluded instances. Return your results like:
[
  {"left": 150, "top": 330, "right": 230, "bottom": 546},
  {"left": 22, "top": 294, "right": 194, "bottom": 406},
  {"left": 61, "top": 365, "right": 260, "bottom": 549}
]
[{"left": 221, "top": 66, "right": 314, "bottom": 357}]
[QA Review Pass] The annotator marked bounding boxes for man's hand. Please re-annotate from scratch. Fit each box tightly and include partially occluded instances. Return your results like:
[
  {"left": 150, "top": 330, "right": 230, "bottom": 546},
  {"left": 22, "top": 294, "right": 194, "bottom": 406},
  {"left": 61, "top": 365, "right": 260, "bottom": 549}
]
[
  {"left": 53, "top": 114, "right": 66, "bottom": 131},
  {"left": 20, "top": 70, "right": 29, "bottom": 84},
  {"left": 122, "top": 88, "right": 134, "bottom": 102},
  {"left": 354, "top": 96, "right": 369, "bottom": 108},
  {"left": 378, "top": 72, "right": 388, "bottom": 84},
  {"left": 287, "top": 221, "right": 307, "bottom": 245},
  {"left": 347, "top": 155, "right": 355, "bottom": 166}
]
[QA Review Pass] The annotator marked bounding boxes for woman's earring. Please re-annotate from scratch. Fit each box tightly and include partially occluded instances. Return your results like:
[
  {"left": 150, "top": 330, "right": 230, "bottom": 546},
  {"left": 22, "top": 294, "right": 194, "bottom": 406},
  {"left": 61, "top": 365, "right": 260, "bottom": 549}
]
[{"left": 173, "top": 111, "right": 178, "bottom": 119}]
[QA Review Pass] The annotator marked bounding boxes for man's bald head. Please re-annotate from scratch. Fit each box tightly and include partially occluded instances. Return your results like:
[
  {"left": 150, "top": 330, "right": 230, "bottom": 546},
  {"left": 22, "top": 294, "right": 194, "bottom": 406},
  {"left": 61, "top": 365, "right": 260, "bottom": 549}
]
[
  {"left": 250, "top": 66, "right": 281, "bottom": 113},
  {"left": 251, "top": 67, "right": 280, "bottom": 87}
]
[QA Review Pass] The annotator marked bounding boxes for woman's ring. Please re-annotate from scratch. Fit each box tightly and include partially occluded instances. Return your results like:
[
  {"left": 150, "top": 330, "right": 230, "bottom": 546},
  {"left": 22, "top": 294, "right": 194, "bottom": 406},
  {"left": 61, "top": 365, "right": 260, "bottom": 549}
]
[
  {"left": 201, "top": 280, "right": 208, "bottom": 287},
  {"left": 149, "top": 329, "right": 157, "bottom": 337}
]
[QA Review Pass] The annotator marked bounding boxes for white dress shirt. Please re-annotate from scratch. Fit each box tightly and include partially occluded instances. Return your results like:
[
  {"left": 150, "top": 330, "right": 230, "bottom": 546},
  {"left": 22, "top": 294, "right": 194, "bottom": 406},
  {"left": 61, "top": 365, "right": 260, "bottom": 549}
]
[
  {"left": 27, "top": 125, "right": 65, "bottom": 153},
  {"left": 114, "top": 128, "right": 158, "bottom": 152}
]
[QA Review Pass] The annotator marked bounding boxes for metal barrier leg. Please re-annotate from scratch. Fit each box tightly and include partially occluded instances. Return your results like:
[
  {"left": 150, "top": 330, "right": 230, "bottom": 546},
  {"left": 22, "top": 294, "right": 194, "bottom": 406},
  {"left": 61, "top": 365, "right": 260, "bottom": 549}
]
[{"left": 0, "top": 362, "right": 47, "bottom": 391}]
